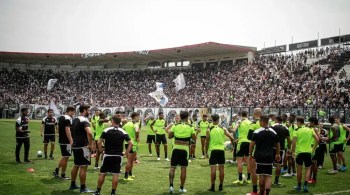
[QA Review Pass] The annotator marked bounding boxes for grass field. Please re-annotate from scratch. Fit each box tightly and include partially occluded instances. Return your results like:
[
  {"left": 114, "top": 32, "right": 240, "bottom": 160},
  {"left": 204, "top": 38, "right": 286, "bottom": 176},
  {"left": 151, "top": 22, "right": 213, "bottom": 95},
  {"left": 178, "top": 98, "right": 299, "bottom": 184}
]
[{"left": 0, "top": 119, "right": 350, "bottom": 195}]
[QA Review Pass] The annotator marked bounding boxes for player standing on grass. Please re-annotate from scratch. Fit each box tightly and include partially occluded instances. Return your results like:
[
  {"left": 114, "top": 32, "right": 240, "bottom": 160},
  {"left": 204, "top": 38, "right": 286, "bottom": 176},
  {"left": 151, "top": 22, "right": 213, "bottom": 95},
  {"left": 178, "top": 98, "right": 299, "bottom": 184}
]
[
  {"left": 94, "top": 112, "right": 110, "bottom": 169},
  {"left": 326, "top": 116, "right": 341, "bottom": 174},
  {"left": 246, "top": 108, "right": 262, "bottom": 195},
  {"left": 292, "top": 116, "right": 318, "bottom": 193},
  {"left": 145, "top": 114, "right": 155, "bottom": 156},
  {"left": 53, "top": 106, "right": 75, "bottom": 180},
  {"left": 308, "top": 117, "right": 320, "bottom": 184},
  {"left": 232, "top": 110, "right": 252, "bottom": 185},
  {"left": 123, "top": 112, "right": 140, "bottom": 181},
  {"left": 151, "top": 112, "right": 169, "bottom": 161},
  {"left": 189, "top": 114, "right": 198, "bottom": 160},
  {"left": 15, "top": 107, "right": 32, "bottom": 163},
  {"left": 335, "top": 116, "right": 350, "bottom": 171},
  {"left": 249, "top": 115, "right": 280, "bottom": 195},
  {"left": 93, "top": 115, "right": 133, "bottom": 195},
  {"left": 69, "top": 105, "right": 95, "bottom": 193},
  {"left": 90, "top": 110, "right": 100, "bottom": 158},
  {"left": 271, "top": 116, "right": 291, "bottom": 185},
  {"left": 168, "top": 111, "right": 196, "bottom": 194},
  {"left": 283, "top": 114, "right": 297, "bottom": 177},
  {"left": 41, "top": 109, "right": 58, "bottom": 160},
  {"left": 198, "top": 114, "right": 210, "bottom": 158},
  {"left": 206, "top": 114, "right": 234, "bottom": 192}
]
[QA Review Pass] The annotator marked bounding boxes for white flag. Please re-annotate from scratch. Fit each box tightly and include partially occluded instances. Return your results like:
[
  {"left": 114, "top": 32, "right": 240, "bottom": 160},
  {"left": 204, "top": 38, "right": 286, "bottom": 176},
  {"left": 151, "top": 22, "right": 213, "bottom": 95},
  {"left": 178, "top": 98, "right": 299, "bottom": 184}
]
[
  {"left": 47, "top": 79, "right": 58, "bottom": 91},
  {"left": 173, "top": 73, "right": 186, "bottom": 92},
  {"left": 149, "top": 82, "right": 168, "bottom": 107},
  {"left": 49, "top": 100, "right": 61, "bottom": 117}
]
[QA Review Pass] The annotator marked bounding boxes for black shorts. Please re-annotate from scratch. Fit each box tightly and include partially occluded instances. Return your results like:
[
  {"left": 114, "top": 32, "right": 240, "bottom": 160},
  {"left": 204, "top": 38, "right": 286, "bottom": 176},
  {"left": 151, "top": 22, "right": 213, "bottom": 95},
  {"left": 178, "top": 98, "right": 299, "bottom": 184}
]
[
  {"left": 329, "top": 143, "right": 344, "bottom": 154},
  {"left": 200, "top": 136, "right": 206, "bottom": 139},
  {"left": 209, "top": 150, "right": 225, "bottom": 165},
  {"left": 124, "top": 144, "right": 136, "bottom": 153},
  {"left": 312, "top": 147, "right": 321, "bottom": 161},
  {"left": 256, "top": 163, "right": 273, "bottom": 176},
  {"left": 43, "top": 135, "right": 55, "bottom": 143},
  {"left": 60, "top": 144, "right": 72, "bottom": 157},
  {"left": 273, "top": 149, "right": 285, "bottom": 165},
  {"left": 146, "top": 135, "right": 156, "bottom": 144},
  {"left": 100, "top": 155, "right": 123, "bottom": 174},
  {"left": 341, "top": 143, "right": 346, "bottom": 152},
  {"left": 155, "top": 134, "right": 167, "bottom": 144},
  {"left": 171, "top": 149, "right": 188, "bottom": 167},
  {"left": 296, "top": 153, "right": 312, "bottom": 167},
  {"left": 72, "top": 147, "right": 91, "bottom": 166},
  {"left": 233, "top": 142, "right": 238, "bottom": 158},
  {"left": 236, "top": 142, "right": 250, "bottom": 157}
]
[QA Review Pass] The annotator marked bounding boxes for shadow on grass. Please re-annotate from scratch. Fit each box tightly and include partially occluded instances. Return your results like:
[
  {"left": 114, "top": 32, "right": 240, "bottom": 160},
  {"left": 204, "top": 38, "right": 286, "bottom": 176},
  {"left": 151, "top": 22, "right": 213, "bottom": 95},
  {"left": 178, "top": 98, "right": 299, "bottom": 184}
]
[
  {"left": 193, "top": 190, "right": 228, "bottom": 195},
  {"left": 40, "top": 178, "right": 62, "bottom": 184},
  {"left": 51, "top": 189, "right": 78, "bottom": 195},
  {"left": 285, "top": 189, "right": 313, "bottom": 194}
]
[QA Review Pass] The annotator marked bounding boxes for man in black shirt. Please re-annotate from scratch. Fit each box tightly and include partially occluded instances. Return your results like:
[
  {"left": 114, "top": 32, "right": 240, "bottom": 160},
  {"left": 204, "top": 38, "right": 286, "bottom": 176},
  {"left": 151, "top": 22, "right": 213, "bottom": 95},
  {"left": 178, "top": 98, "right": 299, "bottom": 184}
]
[
  {"left": 52, "top": 106, "right": 75, "bottom": 180},
  {"left": 41, "top": 109, "right": 58, "bottom": 159},
  {"left": 271, "top": 116, "right": 291, "bottom": 185},
  {"left": 249, "top": 115, "right": 280, "bottom": 195},
  {"left": 93, "top": 115, "right": 133, "bottom": 195},
  {"left": 69, "top": 105, "right": 94, "bottom": 193},
  {"left": 15, "top": 108, "right": 31, "bottom": 163}
]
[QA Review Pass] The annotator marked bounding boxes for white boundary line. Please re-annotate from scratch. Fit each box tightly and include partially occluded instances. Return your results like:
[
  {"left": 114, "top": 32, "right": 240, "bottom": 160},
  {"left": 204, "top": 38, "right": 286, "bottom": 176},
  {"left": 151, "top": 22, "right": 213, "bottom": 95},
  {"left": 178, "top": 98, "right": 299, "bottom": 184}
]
[{"left": 315, "top": 190, "right": 350, "bottom": 195}]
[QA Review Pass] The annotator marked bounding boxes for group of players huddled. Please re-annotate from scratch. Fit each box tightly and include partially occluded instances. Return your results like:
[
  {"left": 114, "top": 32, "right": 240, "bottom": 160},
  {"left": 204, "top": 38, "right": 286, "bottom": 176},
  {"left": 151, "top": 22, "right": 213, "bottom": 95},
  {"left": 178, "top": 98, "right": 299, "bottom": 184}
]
[{"left": 14, "top": 106, "right": 349, "bottom": 195}]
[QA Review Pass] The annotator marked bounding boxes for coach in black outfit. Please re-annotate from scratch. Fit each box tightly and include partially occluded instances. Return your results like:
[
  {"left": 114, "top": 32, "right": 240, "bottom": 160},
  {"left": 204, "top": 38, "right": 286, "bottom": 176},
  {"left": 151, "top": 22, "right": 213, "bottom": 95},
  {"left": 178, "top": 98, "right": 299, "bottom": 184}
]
[{"left": 15, "top": 108, "right": 32, "bottom": 163}]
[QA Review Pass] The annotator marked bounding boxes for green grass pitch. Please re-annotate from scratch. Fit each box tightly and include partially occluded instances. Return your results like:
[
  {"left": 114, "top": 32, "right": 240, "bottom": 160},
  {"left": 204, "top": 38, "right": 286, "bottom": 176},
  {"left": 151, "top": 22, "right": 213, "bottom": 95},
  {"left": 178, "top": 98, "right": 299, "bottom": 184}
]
[{"left": 0, "top": 119, "right": 349, "bottom": 195}]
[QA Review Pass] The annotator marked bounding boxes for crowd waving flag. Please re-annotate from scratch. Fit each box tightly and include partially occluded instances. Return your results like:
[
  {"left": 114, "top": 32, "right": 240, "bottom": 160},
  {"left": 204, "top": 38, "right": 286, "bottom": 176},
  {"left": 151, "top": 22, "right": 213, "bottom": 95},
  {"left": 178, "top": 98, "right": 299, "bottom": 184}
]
[
  {"left": 47, "top": 79, "right": 58, "bottom": 91},
  {"left": 49, "top": 100, "right": 61, "bottom": 117},
  {"left": 149, "top": 82, "right": 168, "bottom": 107},
  {"left": 173, "top": 73, "right": 186, "bottom": 92}
]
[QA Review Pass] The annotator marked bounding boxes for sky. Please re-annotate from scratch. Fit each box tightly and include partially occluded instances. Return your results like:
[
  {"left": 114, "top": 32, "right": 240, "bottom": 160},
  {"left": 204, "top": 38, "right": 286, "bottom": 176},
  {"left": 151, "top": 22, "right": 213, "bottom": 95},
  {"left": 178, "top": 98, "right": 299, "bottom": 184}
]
[{"left": 0, "top": 0, "right": 349, "bottom": 53}]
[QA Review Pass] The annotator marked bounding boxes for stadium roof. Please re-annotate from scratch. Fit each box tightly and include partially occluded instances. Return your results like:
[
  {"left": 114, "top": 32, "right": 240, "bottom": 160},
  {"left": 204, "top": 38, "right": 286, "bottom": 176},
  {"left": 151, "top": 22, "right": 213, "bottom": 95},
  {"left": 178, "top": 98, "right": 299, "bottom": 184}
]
[{"left": 0, "top": 42, "right": 256, "bottom": 65}]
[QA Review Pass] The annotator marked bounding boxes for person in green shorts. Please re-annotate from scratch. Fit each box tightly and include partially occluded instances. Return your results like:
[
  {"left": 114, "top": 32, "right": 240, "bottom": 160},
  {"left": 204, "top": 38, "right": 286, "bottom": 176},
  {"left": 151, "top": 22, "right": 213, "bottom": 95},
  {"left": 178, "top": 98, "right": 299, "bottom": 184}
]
[
  {"left": 189, "top": 114, "right": 199, "bottom": 160},
  {"left": 94, "top": 112, "right": 110, "bottom": 169},
  {"left": 90, "top": 110, "right": 100, "bottom": 158},
  {"left": 232, "top": 110, "right": 252, "bottom": 185},
  {"left": 151, "top": 112, "right": 169, "bottom": 161},
  {"left": 206, "top": 114, "right": 234, "bottom": 192},
  {"left": 335, "top": 116, "right": 350, "bottom": 171},
  {"left": 144, "top": 114, "right": 155, "bottom": 156},
  {"left": 198, "top": 114, "right": 210, "bottom": 158},
  {"left": 123, "top": 112, "right": 140, "bottom": 181},
  {"left": 283, "top": 114, "right": 297, "bottom": 177},
  {"left": 168, "top": 111, "right": 196, "bottom": 194},
  {"left": 292, "top": 116, "right": 318, "bottom": 193},
  {"left": 325, "top": 116, "right": 341, "bottom": 174}
]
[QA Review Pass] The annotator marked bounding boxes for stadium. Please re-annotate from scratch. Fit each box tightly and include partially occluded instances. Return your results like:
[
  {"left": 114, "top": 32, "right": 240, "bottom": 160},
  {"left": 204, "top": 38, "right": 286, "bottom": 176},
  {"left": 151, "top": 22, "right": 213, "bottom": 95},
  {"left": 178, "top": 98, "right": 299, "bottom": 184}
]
[{"left": 1, "top": 1, "right": 350, "bottom": 195}]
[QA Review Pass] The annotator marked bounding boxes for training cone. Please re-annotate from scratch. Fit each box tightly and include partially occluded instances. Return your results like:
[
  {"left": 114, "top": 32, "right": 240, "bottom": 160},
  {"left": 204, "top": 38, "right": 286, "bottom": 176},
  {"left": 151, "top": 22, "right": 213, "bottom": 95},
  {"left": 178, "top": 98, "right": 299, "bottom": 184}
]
[{"left": 27, "top": 168, "right": 35, "bottom": 173}]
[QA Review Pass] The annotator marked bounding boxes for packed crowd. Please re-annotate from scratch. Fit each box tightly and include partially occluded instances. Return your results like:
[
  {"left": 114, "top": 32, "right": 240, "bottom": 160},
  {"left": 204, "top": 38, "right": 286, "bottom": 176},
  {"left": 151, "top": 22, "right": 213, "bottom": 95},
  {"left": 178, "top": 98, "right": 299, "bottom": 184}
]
[{"left": 0, "top": 52, "right": 349, "bottom": 108}]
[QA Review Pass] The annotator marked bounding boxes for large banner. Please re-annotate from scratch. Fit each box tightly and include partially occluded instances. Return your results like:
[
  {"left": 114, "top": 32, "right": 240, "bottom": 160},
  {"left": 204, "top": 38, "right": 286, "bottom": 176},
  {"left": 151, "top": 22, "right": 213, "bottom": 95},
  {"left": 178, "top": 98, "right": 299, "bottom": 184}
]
[
  {"left": 321, "top": 34, "right": 350, "bottom": 46},
  {"left": 289, "top": 40, "right": 318, "bottom": 51},
  {"left": 258, "top": 45, "right": 287, "bottom": 55}
]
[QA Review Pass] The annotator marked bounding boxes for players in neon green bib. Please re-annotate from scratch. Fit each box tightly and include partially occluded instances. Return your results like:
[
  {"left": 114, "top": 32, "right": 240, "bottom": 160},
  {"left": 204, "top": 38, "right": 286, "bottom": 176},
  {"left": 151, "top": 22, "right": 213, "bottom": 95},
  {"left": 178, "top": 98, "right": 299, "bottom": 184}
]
[
  {"left": 168, "top": 111, "right": 196, "bottom": 194},
  {"left": 94, "top": 112, "right": 110, "bottom": 169},
  {"left": 145, "top": 114, "right": 155, "bottom": 156},
  {"left": 198, "top": 114, "right": 210, "bottom": 158},
  {"left": 206, "top": 114, "right": 234, "bottom": 192},
  {"left": 292, "top": 116, "right": 318, "bottom": 192},
  {"left": 232, "top": 110, "right": 252, "bottom": 185},
  {"left": 123, "top": 112, "right": 140, "bottom": 180},
  {"left": 335, "top": 116, "right": 350, "bottom": 171},
  {"left": 151, "top": 112, "right": 169, "bottom": 161}
]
